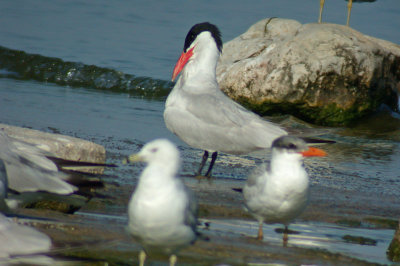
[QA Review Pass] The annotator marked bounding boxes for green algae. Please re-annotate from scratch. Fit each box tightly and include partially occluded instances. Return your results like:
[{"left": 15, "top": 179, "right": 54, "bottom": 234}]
[
  {"left": 234, "top": 95, "right": 396, "bottom": 127},
  {"left": 0, "top": 45, "right": 173, "bottom": 99}
]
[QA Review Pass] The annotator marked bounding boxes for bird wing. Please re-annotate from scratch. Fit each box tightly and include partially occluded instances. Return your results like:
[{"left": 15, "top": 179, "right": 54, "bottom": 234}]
[
  {"left": 186, "top": 91, "right": 260, "bottom": 127},
  {"left": 188, "top": 90, "right": 286, "bottom": 135},
  {"left": 0, "top": 213, "right": 51, "bottom": 258},
  {"left": 0, "top": 131, "right": 77, "bottom": 195},
  {"left": 245, "top": 163, "right": 268, "bottom": 188}
]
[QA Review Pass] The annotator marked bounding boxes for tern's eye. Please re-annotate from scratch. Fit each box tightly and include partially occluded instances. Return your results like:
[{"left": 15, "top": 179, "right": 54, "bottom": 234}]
[
  {"left": 288, "top": 143, "right": 297, "bottom": 149},
  {"left": 150, "top": 148, "right": 158, "bottom": 153}
]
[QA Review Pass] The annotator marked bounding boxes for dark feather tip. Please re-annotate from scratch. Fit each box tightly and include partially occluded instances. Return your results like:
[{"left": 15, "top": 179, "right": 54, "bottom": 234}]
[
  {"left": 301, "top": 137, "right": 336, "bottom": 144},
  {"left": 232, "top": 188, "right": 243, "bottom": 193}
]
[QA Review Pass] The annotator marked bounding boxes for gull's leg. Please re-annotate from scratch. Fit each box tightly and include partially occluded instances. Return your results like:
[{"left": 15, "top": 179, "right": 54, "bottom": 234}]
[
  {"left": 205, "top": 152, "right": 218, "bottom": 178},
  {"left": 319, "top": 0, "right": 325, "bottom": 23},
  {"left": 346, "top": 0, "right": 353, "bottom": 26},
  {"left": 196, "top": 151, "right": 209, "bottom": 176},
  {"left": 169, "top": 254, "right": 178, "bottom": 266},
  {"left": 257, "top": 221, "right": 264, "bottom": 240},
  {"left": 283, "top": 225, "right": 289, "bottom": 247},
  {"left": 139, "top": 250, "right": 146, "bottom": 266}
]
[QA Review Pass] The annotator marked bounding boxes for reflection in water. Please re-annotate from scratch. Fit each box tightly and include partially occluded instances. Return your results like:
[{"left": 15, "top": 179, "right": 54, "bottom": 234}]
[{"left": 207, "top": 219, "right": 393, "bottom": 264}]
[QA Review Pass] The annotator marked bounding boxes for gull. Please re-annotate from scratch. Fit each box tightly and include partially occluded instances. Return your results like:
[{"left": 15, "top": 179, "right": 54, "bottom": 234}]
[
  {"left": 125, "top": 139, "right": 198, "bottom": 266},
  {"left": 164, "top": 22, "right": 287, "bottom": 178},
  {"left": 243, "top": 136, "right": 326, "bottom": 244}
]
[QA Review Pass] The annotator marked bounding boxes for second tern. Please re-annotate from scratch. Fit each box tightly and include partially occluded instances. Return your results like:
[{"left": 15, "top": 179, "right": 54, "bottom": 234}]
[{"left": 243, "top": 136, "right": 327, "bottom": 244}]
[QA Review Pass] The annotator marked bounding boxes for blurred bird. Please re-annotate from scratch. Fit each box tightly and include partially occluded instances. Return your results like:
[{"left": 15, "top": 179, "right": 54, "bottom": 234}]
[
  {"left": 0, "top": 130, "right": 114, "bottom": 196},
  {"left": 0, "top": 212, "right": 52, "bottom": 263},
  {"left": 125, "top": 139, "right": 198, "bottom": 266},
  {"left": 243, "top": 136, "right": 326, "bottom": 244},
  {"left": 0, "top": 130, "right": 77, "bottom": 194},
  {"left": 0, "top": 156, "right": 52, "bottom": 263}
]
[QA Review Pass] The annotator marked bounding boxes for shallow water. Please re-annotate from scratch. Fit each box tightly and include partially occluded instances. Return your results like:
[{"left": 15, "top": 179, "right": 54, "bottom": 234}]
[
  {"left": 207, "top": 219, "right": 394, "bottom": 265},
  {"left": 1, "top": 0, "right": 399, "bottom": 80},
  {"left": 1, "top": 0, "right": 400, "bottom": 264}
]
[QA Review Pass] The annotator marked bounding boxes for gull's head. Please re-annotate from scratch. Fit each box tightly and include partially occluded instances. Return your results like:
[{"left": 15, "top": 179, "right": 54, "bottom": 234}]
[
  {"left": 271, "top": 136, "right": 327, "bottom": 159},
  {"left": 127, "top": 139, "right": 180, "bottom": 166},
  {"left": 172, "top": 22, "right": 223, "bottom": 81}
]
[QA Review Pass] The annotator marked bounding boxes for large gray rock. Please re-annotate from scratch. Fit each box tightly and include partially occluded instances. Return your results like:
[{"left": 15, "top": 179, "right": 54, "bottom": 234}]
[{"left": 217, "top": 18, "right": 400, "bottom": 126}]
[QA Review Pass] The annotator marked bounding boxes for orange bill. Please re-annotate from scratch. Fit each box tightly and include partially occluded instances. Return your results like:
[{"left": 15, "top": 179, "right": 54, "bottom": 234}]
[
  {"left": 301, "top": 147, "right": 327, "bottom": 157},
  {"left": 171, "top": 46, "right": 194, "bottom": 81}
]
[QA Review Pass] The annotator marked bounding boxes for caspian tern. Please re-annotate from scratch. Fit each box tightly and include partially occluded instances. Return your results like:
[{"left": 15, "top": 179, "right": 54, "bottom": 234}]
[
  {"left": 243, "top": 136, "right": 326, "bottom": 243},
  {"left": 126, "top": 139, "right": 198, "bottom": 266},
  {"left": 164, "top": 22, "right": 287, "bottom": 178}
]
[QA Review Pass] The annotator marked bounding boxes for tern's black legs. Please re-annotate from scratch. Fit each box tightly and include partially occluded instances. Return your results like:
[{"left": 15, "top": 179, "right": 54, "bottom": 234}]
[
  {"left": 205, "top": 152, "right": 218, "bottom": 178},
  {"left": 196, "top": 151, "right": 209, "bottom": 176},
  {"left": 195, "top": 151, "right": 218, "bottom": 178}
]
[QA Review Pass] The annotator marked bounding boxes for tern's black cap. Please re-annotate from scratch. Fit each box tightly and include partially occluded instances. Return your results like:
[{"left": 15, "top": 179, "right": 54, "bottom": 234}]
[
  {"left": 183, "top": 22, "right": 223, "bottom": 53},
  {"left": 272, "top": 136, "right": 308, "bottom": 152}
]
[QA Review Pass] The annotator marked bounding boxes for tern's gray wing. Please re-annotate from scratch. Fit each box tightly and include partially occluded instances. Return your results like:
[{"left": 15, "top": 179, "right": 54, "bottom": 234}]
[
  {"left": 187, "top": 91, "right": 264, "bottom": 127},
  {"left": 246, "top": 163, "right": 268, "bottom": 188},
  {"left": 243, "top": 163, "right": 269, "bottom": 203},
  {"left": 0, "top": 131, "right": 77, "bottom": 195},
  {"left": 187, "top": 91, "right": 287, "bottom": 141},
  {"left": 0, "top": 213, "right": 51, "bottom": 259}
]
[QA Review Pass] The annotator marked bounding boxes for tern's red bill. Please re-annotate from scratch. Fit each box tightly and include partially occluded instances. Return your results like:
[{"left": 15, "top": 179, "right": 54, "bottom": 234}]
[
  {"left": 301, "top": 147, "right": 327, "bottom": 157},
  {"left": 171, "top": 47, "right": 194, "bottom": 81}
]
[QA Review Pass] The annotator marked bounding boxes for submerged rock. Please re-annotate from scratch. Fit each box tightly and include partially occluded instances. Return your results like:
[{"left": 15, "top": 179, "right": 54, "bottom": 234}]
[{"left": 217, "top": 18, "right": 400, "bottom": 126}]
